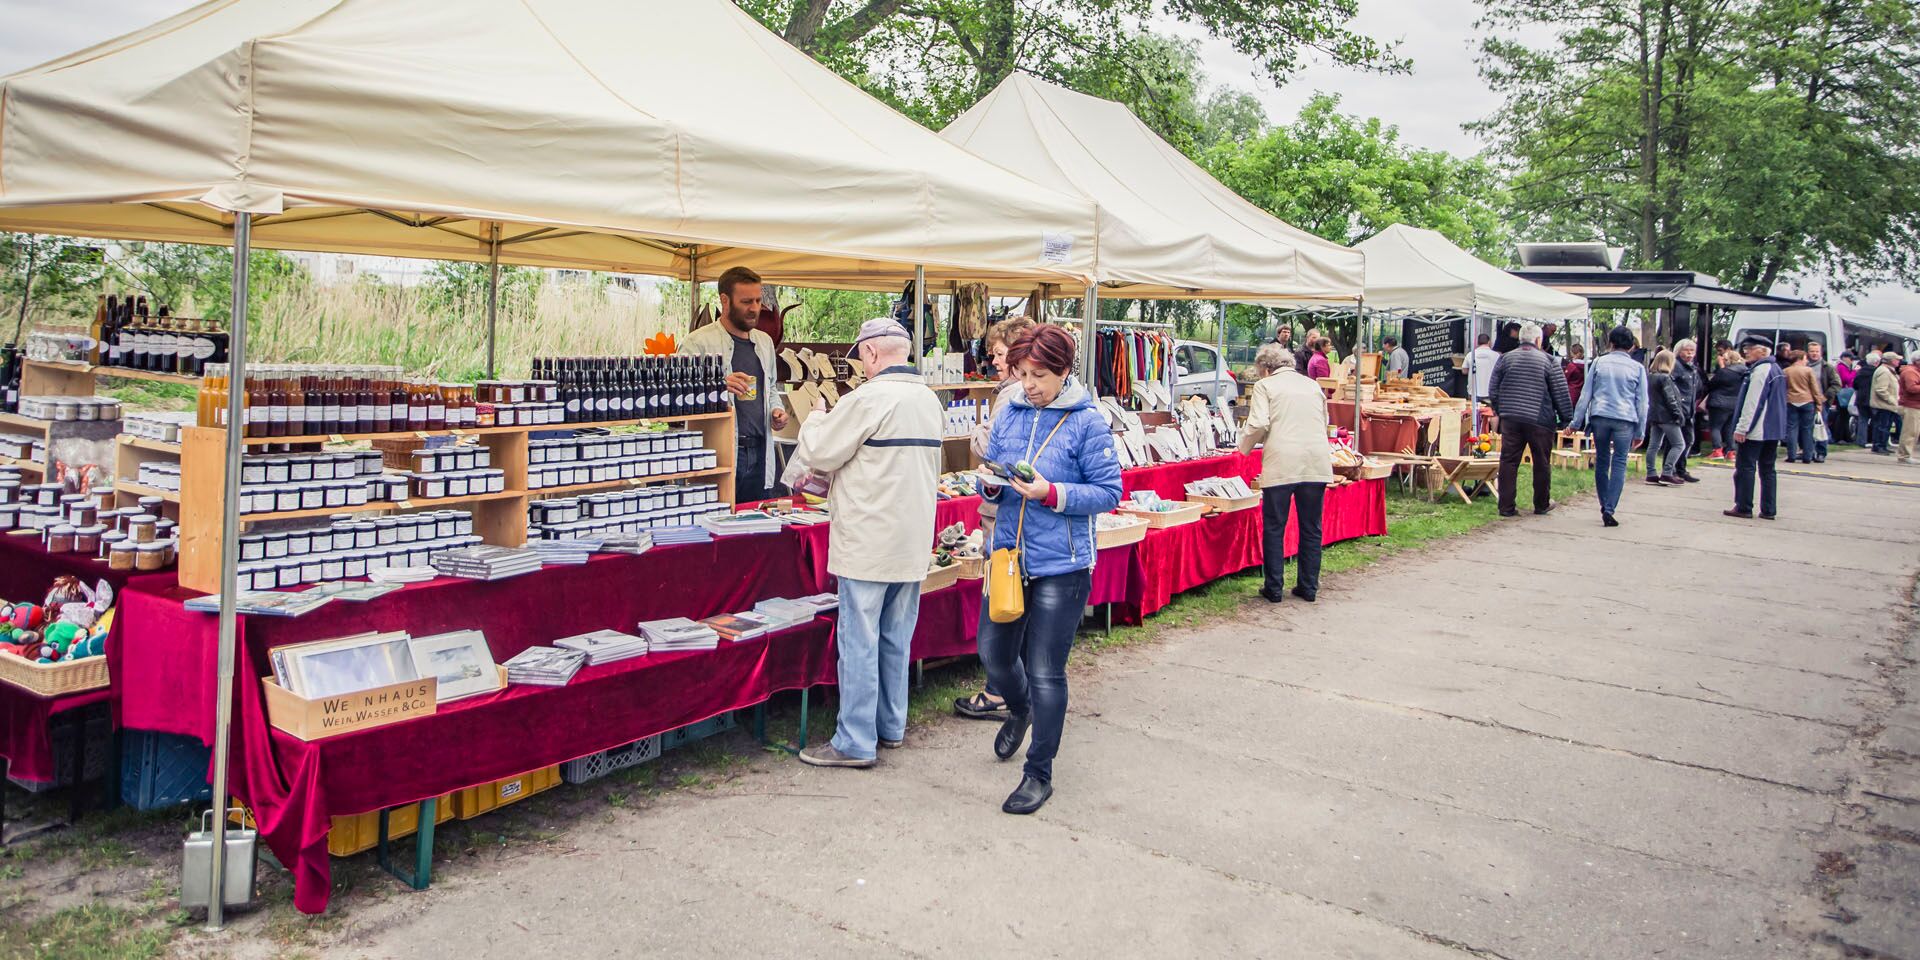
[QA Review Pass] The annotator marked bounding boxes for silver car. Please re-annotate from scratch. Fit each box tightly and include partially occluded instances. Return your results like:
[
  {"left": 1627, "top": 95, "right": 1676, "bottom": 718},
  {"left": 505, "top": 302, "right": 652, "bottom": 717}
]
[{"left": 1173, "top": 340, "right": 1241, "bottom": 402}]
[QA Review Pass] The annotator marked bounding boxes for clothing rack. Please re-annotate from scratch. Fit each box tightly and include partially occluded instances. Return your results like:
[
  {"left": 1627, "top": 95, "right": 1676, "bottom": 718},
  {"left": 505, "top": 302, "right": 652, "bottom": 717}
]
[{"left": 1093, "top": 324, "right": 1176, "bottom": 409}]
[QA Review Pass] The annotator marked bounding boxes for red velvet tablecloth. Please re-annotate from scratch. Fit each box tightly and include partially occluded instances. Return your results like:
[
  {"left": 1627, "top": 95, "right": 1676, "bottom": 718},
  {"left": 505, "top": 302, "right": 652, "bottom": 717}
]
[
  {"left": 1114, "top": 477, "right": 1388, "bottom": 623},
  {"left": 0, "top": 529, "right": 141, "bottom": 605},
  {"left": 0, "top": 686, "right": 111, "bottom": 783}
]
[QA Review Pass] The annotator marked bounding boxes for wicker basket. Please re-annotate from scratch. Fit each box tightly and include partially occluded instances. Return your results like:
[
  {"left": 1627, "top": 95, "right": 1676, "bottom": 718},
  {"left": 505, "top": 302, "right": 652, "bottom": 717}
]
[
  {"left": 922, "top": 562, "right": 964, "bottom": 594},
  {"left": 1095, "top": 516, "right": 1149, "bottom": 549},
  {"left": 1355, "top": 462, "right": 1395, "bottom": 480},
  {"left": 0, "top": 651, "right": 110, "bottom": 697},
  {"left": 954, "top": 555, "right": 986, "bottom": 580},
  {"left": 1116, "top": 501, "right": 1205, "bottom": 528},
  {"left": 1188, "top": 493, "right": 1261, "bottom": 514}
]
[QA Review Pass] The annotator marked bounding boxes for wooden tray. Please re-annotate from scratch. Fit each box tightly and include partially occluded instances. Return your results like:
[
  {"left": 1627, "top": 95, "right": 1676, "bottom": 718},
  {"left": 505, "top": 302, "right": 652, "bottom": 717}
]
[
  {"left": 1188, "top": 493, "right": 1260, "bottom": 514},
  {"left": 1095, "top": 516, "right": 1149, "bottom": 549},
  {"left": 263, "top": 674, "right": 440, "bottom": 741},
  {"left": 1117, "top": 501, "right": 1205, "bottom": 528},
  {"left": 1355, "top": 462, "right": 1395, "bottom": 480},
  {"left": 0, "top": 651, "right": 110, "bottom": 697},
  {"left": 922, "top": 562, "right": 964, "bottom": 594}
]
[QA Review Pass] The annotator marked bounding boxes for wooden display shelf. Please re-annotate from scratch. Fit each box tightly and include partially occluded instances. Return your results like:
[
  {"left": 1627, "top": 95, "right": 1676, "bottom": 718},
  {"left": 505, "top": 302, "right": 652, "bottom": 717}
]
[
  {"left": 0, "top": 412, "right": 49, "bottom": 432},
  {"left": 532, "top": 467, "right": 732, "bottom": 498},
  {"left": 239, "top": 488, "right": 526, "bottom": 523},
  {"left": 0, "top": 456, "right": 45, "bottom": 473},
  {"left": 114, "top": 480, "right": 182, "bottom": 504},
  {"left": 237, "top": 410, "right": 733, "bottom": 446},
  {"left": 177, "top": 411, "right": 737, "bottom": 593},
  {"left": 118, "top": 436, "right": 182, "bottom": 455},
  {"left": 23, "top": 358, "right": 92, "bottom": 374}
]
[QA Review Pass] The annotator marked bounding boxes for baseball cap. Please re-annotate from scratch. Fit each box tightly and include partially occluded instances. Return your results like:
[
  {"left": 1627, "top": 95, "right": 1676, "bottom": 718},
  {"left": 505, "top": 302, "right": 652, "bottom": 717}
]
[{"left": 853, "top": 318, "right": 911, "bottom": 348}]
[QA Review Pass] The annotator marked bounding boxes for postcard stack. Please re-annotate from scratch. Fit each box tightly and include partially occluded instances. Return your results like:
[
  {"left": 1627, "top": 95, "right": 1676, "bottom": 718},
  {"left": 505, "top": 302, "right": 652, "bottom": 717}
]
[
  {"left": 430, "top": 545, "right": 544, "bottom": 581},
  {"left": 503, "top": 646, "right": 587, "bottom": 686},
  {"left": 752, "top": 597, "right": 820, "bottom": 630},
  {"left": 637, "top": 617, "right": 720, "bottom": 651},
  {"left": 651, "top": 525, "right": 713, "bottom": 547},
  {"left": 554, "top": 628, "right": 649, "bottom": 666},
  {"left": 700, "top": 511, "right": 783, "bottom": 537},
  {"left": 698, "top": 611, "right": 774, "bottom": 642}
]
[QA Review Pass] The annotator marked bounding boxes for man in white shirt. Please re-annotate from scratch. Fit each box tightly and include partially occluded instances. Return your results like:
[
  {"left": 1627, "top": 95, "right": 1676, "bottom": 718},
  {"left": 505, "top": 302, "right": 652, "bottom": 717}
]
[
  {"left": 1384, "top": 336, "right": 1410, "bottom": 378},
  {"left": 1471, "top": 333, "right": 1498, "bottom": 400}
]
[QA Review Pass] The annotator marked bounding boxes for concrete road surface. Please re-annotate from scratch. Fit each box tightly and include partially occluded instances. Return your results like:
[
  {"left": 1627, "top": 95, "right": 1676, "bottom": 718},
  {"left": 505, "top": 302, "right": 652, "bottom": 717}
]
[{"left": 268, "top": 462, "right": 1918, "bottom": 960}]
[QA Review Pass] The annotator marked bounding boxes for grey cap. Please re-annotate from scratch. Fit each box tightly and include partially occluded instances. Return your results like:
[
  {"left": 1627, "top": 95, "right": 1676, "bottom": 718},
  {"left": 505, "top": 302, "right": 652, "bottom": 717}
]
[
  {"left": 1737, "top": 334, "right": 1773, "bottom": 351},
  {"left": 853, "top": 318, "right": 911, "bottom": 348}
]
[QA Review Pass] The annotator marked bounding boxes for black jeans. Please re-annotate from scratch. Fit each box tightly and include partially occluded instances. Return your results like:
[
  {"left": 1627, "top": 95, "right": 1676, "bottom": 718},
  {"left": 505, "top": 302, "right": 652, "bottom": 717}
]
[
  {"left": 1261, "top": 482, "right": 1324, "bottom": 597},
  {"left": 1708, "top": 407, "right": 1737, "bottom": 451},
  {"left": 734, "top": 440, "right": 770, "bottom": 503},
  {"left": 1873, "top": 410, "right": 1899, "bottom": 452},
  {"left": 1733, "top": 439, "right": 1779, "bottom": 517},
  {"left": 1497, "top": 420, "right": 1554, "bottom": 513},
  {"left": 1675, "top": 416, "right": 1695, "bottom": 473},
  {"left": 980, "top": 569, "right": 1092, "bottom": 783}
]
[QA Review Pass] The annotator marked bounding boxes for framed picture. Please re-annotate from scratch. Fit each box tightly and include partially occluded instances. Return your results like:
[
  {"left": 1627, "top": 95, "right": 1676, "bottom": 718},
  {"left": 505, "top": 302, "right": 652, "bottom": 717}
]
[
  {"left": 279, "top": 632, "right": 418, "bottom": 700},
  {"left": 406, "top": 630, "right": 501, "bottom": 702}
]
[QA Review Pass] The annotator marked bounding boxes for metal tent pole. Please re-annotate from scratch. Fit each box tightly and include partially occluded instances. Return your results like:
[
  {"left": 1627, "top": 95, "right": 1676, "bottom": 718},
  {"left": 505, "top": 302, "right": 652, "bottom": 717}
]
[
  {"left": 1083, "top": 285, "right": 1098, "bottom": 387},
  {"left": 912, "top": 265, "right": 926, "bottom": 365},
  {"left": 1354, "top": 304, "right": 1368, "bottom": 439},
  {"left": 484, "top": 223, "right": 501, "bottom": 379},
  {"left": 688, "top": 250, "right": 700, "bottom": 328},
  {"left": 205, "top": 211, "right": 251, "bottom": 932},
  {"left": 1468, "top": 308, "right": 1482, "bottom": 439},
  {"left": 1214, "top": 301, "right": 1225, "bottom": 399}
]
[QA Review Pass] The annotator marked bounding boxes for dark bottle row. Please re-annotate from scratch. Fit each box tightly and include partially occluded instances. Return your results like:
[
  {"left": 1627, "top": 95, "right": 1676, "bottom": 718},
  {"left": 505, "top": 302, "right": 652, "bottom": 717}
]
[{"left": 528, "top": 355, "right": 729, "bottom": 422}]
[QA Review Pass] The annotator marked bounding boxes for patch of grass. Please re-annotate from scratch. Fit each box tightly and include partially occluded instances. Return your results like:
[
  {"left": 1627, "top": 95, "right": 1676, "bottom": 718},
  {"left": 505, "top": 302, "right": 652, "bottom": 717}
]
[
  {"left": 0, "top": 903, "right": 174, "bottom": 960},
  {"left": 0, "top": 806, "right": 180, "bottom": 871}
]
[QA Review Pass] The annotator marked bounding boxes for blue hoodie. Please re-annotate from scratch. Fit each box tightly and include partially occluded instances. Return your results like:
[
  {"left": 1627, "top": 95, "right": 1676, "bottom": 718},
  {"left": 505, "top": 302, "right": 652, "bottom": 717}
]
[{"left": 980, "top": 377, "right": 1123, "bottom": 577}]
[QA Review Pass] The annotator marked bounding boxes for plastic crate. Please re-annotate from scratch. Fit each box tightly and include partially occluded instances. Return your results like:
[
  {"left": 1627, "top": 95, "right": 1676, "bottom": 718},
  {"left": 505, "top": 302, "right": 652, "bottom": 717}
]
[
  {"left": 7, "top": 711, "right": 111, "bottom": 793},
  {"left": 662, "top": 712, "right": 737, "bottom": 751},
  {"left": 450, "top": 765, "right": 560, "bottom": 820},
  {"left": 560, "top": 735, "right": 662, "bottom": 785},
  {"left": 327, "top": 797, "right": 454, "bottom": 858},
  {"left": 120, "top": 729, "right": 212, "bottom": 811}
]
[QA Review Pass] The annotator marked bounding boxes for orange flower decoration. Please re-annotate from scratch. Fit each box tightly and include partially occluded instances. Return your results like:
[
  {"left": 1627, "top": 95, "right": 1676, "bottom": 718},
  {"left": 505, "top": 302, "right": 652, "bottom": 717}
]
[{"left": 643, "top": 332, "right": 677, "bottom": 355}]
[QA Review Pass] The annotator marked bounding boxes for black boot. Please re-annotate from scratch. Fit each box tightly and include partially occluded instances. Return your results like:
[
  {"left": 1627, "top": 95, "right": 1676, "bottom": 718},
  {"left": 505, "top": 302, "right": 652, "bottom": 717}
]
[
  {"left": 994, "top": 710, "right": 1031, "bottom": 761},
  {"left": 1002, "top": 775, "right": 1053, "bottom": 815}
]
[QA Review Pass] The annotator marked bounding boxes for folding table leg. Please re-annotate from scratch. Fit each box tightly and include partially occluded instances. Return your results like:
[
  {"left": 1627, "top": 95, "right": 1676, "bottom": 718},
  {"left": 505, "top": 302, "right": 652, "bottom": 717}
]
[{"left": 376, "top": 799, "right": 435, "bottom": 891}]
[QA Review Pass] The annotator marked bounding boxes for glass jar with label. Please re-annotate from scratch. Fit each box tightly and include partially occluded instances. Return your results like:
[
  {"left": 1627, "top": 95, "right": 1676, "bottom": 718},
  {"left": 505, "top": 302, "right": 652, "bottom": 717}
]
[
  {"left": 135, "top": 541, "right": 168, "bottom": 571},
  {"left": 128, "top": 513, "right": 158, "bottom": 543}
]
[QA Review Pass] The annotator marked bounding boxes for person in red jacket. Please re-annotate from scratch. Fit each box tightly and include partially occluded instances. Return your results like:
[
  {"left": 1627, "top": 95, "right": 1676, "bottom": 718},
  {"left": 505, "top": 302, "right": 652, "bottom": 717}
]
[
  {"left": 1899, "top": 350, "right": 1920, "bottom": 463},
  {"left": 1563, "top": 343, "right": 1587, "bottom": 409}
]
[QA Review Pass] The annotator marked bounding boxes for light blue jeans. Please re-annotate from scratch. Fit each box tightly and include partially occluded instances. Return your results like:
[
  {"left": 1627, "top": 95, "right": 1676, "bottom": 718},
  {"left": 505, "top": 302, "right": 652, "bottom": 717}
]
[
  {"left": 830, "top": 578, "right": 923, "bottom": 760},
  {"left": 1588, "top": 415, "right": 1636, "bottom": 516}
]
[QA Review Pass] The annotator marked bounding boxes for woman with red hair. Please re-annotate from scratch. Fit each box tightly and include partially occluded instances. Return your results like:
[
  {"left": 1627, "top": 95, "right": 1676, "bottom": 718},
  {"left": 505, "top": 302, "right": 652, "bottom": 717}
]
[{"left": 974, "top": 324, "right": 1122, "bottom": 815}]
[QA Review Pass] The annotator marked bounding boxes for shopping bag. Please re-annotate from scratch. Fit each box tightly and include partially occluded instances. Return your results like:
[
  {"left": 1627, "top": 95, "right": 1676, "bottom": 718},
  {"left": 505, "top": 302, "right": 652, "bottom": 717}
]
[{"left": 1814, "top": 410, "right": 1829, "bottom": 443}]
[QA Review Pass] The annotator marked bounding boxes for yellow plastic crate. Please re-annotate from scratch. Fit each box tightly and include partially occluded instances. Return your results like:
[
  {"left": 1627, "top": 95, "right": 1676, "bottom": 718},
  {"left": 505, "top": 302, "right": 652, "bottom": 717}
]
[
  {"left": 327, "top": 796, "right": 454, "bottom": 858},
  {"left": 451, "top": 765, "right": 560, "bottom": 820}
]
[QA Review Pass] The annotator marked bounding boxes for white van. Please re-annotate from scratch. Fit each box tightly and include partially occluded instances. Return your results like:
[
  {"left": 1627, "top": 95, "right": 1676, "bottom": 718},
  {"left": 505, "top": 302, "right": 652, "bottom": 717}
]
[{"left": 1729, "top": 308, "right": 1920, "bottom": 358}]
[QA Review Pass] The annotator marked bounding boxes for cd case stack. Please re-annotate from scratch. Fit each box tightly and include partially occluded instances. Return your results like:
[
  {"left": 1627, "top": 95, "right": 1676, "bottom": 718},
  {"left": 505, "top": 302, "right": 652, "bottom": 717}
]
[
  {"left": 430, "top": 546, "right": 544, "bottom": 581},
  {"left": 554, "top": 629, "right": 649, "bottom": 665},
  {"left": 503, "top": 645, "right": 587, "bottom": 686},
  {"left": 638, "top": 617, "right": 720, "bottom": 651}
]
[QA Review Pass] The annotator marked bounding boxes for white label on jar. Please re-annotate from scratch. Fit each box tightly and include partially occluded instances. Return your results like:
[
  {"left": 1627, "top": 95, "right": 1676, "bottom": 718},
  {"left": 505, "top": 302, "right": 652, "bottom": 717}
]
[
  {"left": 390, "top": 401, "right": 407, "bottom": 423},
  {"left": 291, "top": 404, "right": 309, "bottom": 426},
  {"left": 430, "top": 403, "right": 446, "bottom": 423},
  {"left": 356, "top": 403, "right": 376, "bottom": 425},
  {"left": 269, "top": 404, "right": 287, "bottom": 424},
  {"left": 191, "top": 337, "right": 216, "bottom": 360},
  {"left": 323, "top": 401, "right": 341, "bottom": 424},
  {"left": 566, "top": 398, "right": 582, "bottom": 416}
]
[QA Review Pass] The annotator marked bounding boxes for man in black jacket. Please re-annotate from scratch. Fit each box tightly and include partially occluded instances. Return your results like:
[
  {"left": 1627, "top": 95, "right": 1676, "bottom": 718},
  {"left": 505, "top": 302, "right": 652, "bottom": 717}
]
[
  {"left": 1670, "top": 339, "right": 1703, "bottom": 482},
  {"left": 1489, "top": 322, "right": 1575, "bottom": 517}
]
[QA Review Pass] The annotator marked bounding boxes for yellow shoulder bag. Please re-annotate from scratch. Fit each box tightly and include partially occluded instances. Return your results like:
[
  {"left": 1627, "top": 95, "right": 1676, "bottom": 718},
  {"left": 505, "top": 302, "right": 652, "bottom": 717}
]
[{"left": 987, "top": 414, "right": 1070, "bottom": 624}]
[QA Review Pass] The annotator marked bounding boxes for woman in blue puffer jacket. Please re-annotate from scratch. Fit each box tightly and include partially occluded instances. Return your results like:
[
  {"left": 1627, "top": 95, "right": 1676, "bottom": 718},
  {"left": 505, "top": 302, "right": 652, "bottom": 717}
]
[{"left": 976, "top": 324, "right": 1122, "bottom": 815}]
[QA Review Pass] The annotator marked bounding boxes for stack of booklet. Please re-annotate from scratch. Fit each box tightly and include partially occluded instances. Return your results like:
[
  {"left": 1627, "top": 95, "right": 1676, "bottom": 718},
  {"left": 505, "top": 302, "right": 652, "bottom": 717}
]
[
  {"left": 597, "top": 532, "right": 654, "bottom": 556},
  {"left": 553, "top": 628, "right": 649, "bottom": 666},
  {"left": 698, "top": 611, "right": 775, "bottom": 642},
  {"left": 368, "top": 565, "right": 437, "bottom": 585},
  {"left": 528, "top": 539, "right": 596, "bottom": 565},
  {"left": 701, "top": 511, "right": 783, "bottom": 537},
  {"left": 794, "top": 593, "right": 839, "bottom": 614},
  {"left": 651, "top": 525, "right": 713, "bottom": 547},
  {"left": 185, "top": 591, "right": 333, "bottom": 618},
  {"left": 430, "top": 546, "right": 544, "bottom": 581},
  {"left": 779, "top": 510, "right": 830, "bottom": 527},
  {"left": 503, "top": 645, "right": 587, "bottom": 686},
  {"left": 752, "top": 597, "right": 820, "bottom": 630},
  {"left": 637, "top": 617, "right": 720, "bottom": 651}
]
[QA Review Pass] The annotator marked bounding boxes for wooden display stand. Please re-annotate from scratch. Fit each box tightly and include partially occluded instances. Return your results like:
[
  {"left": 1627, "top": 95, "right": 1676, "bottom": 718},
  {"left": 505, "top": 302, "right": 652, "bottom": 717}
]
[
  {"left": 176, "top": 412, "right": 735, "bottom": 594},
  {"left": 19, "top": 358, "right": 197, "bottom": 514},
  {"left": 934, "top": 381, "right": 1003, "bottom": 473}
]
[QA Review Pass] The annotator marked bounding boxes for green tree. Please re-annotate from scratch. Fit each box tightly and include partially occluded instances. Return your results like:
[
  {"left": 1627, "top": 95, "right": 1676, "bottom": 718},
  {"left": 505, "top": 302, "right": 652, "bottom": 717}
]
[
  {"left": 736, "top": 0, "right": 1403, "bottom": 132},
  {"left": 1202, "top": 94, "right": 1511, "bottom": 259},
  {"left": 108, "top": 242, "right": 306, "bottom": 324},
  {"left": 420, "top": 261, "right": 545, "bottom": 318},
  {"left": 0, "top": 233, "right": 104, "bottom": 336},
  {"left": 1473, "top": 0, "right": 1920, "bottom": 294}
]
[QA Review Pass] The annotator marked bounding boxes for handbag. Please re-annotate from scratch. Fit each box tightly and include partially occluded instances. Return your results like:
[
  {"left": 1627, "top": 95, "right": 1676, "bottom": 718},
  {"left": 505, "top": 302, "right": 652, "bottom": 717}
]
[{"left": 987, "top": 413, "right": 1071, "bottom": 624}]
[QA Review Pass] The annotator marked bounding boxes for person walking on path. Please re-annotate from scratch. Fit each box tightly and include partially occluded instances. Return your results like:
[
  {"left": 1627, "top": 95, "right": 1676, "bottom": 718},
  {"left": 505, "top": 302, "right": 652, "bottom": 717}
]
[
  {"left": 1489, "top": 322, "right": 1573, "bottom": 516},
  {"left": 1726, "top": 336, "right": 1787, "bottom": 520},
  {"left": 953, "top": 317, "right": 1033, "bottom": 721},
  {"left": 1644, "top": 350, "right": 1689, "bottom": 485},
  {"left": 1571, "top": 326, "right": 1649, "bottom": 528},
  {"left": 1239, "top": 343, "right": 1336, "bottom": 601},
  {"left": 1857, "top": 352, "right": 1882, "bottom": 448},
  {"left": 1670, "top": 339, "right": 1703, "bottom": 481},
  {"left": 1564, "top": 343, "right": 1588, "bottom": 410},
  {"left": 1899, "top": 350, "right": 1920, "bottom": 463},
  {"left": 1872, "top": 353, "right": 1903, "bottom": 454},
  {"left": 1808, "top": 341, "right": 1840, "bottom": 461},
  {"left": 1834, "top": 350, "right": 1857, "bottom": 444},
  {"left": 976, "top": 324, "right": 1122, "bottom": 815},
  {"left": 789, "top": 319, "right": 943, "bottom": 769},
  {"left": 1782, "top": 349, "right": 1825, "bottom": 464},
  {"left": 1704, "top": 344, "right": 1749, "bottom": 460}
]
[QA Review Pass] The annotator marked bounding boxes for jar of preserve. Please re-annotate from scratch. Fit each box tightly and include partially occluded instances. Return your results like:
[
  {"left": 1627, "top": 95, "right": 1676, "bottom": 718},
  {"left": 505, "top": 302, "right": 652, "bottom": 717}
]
[
  {"left": 74, "top": 524, "right": 104, "bottom": 555},
  {"left": 98, "top": 529, "right": 126, "bottom": 560},
  {"left": 128, "top": 513, "right": 158, "bottom": 543},
  {"left": 138, "top": 496, "right": 164, "bottom": 516},
  {"left": 45, "top": 523, "right": 76, "bottom": 553},
  {"left": 134, "top": 541, "right": 167, "bottom": 571},
  {"left": 108, "top": 540, "right": 137, "bottom": 571}
]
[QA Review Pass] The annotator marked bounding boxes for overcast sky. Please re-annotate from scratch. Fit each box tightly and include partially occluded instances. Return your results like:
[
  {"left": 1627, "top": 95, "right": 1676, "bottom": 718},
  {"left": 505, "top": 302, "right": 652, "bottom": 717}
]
[{"left": 4, "top": 0, "right": 1914, "bottom": 318}]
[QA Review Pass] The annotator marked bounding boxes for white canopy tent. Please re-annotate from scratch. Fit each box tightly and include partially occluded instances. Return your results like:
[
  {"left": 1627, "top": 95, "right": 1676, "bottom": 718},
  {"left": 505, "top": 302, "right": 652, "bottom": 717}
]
[
  {"left": 1246, "top": 224, "right": 1589, "bottom": 320},
  {"left": 0, "top": 0, "right": 1096, "bottom": 292},
  {"left": 0, "top": 0, "right": 1106, "bottom": 929},
  {"left": 941, "top": 72, "right": 1365, "bottom": 302}
]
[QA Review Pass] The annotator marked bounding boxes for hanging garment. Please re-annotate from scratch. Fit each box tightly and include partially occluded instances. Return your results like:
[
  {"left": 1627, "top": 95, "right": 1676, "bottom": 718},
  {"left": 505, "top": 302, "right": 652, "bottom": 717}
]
[{"left": 954, "top": 283, "right": 989, "bottom": 341}]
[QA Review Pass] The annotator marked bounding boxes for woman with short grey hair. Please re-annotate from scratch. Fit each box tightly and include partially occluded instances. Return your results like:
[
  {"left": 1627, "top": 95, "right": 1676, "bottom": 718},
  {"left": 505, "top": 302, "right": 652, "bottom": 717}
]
[{"left": 1254, "top": 342, "right": 1291, "bottom": 377}]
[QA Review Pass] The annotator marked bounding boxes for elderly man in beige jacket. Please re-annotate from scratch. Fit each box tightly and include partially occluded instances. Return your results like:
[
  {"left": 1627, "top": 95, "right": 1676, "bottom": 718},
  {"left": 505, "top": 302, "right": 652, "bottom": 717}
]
[
  {"left": 786, "top": 319, "right": 943, "bottom": 768},
  {"left": 1238, "top": 342, "right": 1336, "bottom": 604}
]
